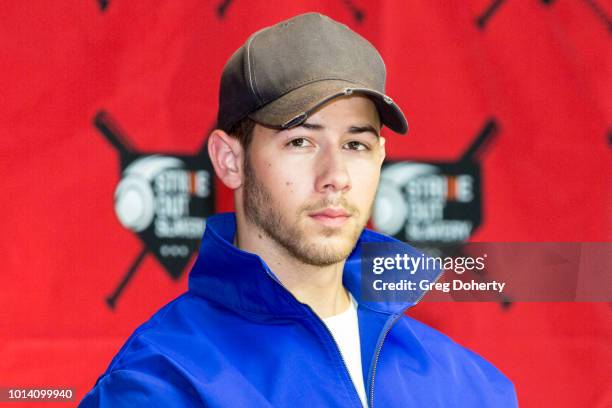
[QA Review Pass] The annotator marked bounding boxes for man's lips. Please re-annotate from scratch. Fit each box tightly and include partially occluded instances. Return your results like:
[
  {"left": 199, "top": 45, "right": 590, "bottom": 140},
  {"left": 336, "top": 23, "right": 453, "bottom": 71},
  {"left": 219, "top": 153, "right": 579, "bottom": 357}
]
[
  {"left": 310, "top": 208, "right": 350, "bottom": 217},
  {"left": 308, "top": 208, "right": 351, "bottom": 227}
]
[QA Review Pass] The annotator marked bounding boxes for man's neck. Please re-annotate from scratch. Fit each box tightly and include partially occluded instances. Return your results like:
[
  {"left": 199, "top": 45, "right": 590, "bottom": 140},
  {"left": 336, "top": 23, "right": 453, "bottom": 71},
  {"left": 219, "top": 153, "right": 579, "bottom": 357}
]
[{"left": 235, "top": 219, "right": 350, "bottom": 319}]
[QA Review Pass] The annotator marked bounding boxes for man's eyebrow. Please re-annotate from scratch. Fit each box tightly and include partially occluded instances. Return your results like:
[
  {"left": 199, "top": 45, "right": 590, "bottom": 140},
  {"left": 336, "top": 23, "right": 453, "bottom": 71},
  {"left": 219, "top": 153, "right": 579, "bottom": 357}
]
[
  {"left": 348, "top": 124, "right": 380, "bottom": 139},
  {"left": 299, "top": 122, "right": 324, "bottom": 131},
  {"left": 296, "top": 122, "right": 380, "bottom": 138}
]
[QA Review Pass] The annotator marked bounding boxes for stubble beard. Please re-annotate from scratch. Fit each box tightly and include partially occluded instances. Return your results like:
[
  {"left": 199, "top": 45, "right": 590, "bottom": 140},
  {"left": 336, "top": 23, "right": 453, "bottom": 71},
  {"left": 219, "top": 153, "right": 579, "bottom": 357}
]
[{"left": 242, "top": 156, "right": 369, "bottom": 267}]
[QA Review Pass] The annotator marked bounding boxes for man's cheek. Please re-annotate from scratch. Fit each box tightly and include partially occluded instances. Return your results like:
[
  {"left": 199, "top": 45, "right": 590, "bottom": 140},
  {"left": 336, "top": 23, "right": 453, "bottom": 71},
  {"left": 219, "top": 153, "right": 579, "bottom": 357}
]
[
  {"left": 352, "top": 168, "right": 379, "bottom": 192},
  {"left": 284, "top": 180, "right": 296, "bottom": 194}
]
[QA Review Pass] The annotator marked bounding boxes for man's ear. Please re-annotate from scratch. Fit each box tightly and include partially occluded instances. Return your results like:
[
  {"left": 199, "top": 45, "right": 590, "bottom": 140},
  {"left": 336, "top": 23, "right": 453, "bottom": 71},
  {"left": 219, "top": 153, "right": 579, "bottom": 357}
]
[{"left": 208, "top": 129, "right": 244, "bottom": 189}]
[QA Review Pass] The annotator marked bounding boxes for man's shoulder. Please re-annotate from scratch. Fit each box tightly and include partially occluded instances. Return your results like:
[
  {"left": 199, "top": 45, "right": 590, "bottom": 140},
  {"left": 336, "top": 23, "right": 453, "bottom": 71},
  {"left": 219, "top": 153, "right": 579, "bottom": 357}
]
[
  {"left": 80, "top": 293, "right": 213, "bottom": 407},
  {"left": 101, "top": 295, "right": 174, "bottom": 369},
  {"left": 393, "top": 312, "right": 515, "bottom": 387},
  {"left": 103, "top": 292, "right": 223, "bottom": 373}
]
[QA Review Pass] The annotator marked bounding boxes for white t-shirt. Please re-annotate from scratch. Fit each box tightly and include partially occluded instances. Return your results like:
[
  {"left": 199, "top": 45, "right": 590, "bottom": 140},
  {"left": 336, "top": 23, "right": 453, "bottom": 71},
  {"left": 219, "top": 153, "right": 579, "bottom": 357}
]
[{"left": 322, "top": 293, "right": 367, "bottom": 407}]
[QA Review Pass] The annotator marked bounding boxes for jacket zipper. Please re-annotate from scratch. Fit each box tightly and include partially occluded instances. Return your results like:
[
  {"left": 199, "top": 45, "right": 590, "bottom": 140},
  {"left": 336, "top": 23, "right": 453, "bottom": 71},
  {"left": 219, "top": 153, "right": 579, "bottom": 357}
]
[
  {"left": 316, "top": 314, "right": 365, "bottom": 408},
  {"left": 263, "top": 269, "right": 363, "bottom": 407},
  {"left": 263, "top": 264, "right": 443, "bottom": 408},
  {"left": 368, "top": 314, "right": 401, "bottom": 408},
  {"left": 368, "top": 272, "right": 444, "bottom": 408}
]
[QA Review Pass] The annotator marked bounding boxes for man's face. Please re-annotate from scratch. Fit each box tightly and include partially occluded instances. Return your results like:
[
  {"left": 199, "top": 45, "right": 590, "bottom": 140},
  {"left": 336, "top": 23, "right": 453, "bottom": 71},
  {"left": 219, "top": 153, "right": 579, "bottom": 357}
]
[{"left": 240, "top": 95, "right": 385, "bottom": 266}]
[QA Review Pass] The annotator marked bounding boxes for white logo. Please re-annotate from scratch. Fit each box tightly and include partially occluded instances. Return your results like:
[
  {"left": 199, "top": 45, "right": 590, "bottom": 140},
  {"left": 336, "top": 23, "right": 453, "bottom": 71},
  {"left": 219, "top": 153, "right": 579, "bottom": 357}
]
[
  {"left": 114, "top": 156, "right": 184, "bottom": 232},
  {"left": 374, "top": 163, "right": 438, "bottom": 236},
  {"left": 373, "top": 162, "right": 475, "bottom": 243},
  {"left": 114, "top": 155, "right": 209, "bottom": 238}
]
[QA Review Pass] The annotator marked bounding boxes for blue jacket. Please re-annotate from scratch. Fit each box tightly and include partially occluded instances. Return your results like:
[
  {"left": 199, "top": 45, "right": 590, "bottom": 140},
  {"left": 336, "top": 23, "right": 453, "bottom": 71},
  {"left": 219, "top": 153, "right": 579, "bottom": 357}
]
[{"left": 80, "top": 213, "right": 517, "bottom": 407}]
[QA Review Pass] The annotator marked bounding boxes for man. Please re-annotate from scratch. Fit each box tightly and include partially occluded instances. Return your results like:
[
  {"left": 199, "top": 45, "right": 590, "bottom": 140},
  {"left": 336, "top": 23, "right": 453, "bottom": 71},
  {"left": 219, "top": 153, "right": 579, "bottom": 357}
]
[{"left": 80, "top": 13, "right": 517, "bottom": 407}]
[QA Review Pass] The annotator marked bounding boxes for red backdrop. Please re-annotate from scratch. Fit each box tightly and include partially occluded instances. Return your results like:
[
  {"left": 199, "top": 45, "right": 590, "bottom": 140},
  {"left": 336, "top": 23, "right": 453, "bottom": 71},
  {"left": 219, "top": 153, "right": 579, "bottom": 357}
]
[{"left": 1, "top": 1, "right": 610, "bottom": 407}]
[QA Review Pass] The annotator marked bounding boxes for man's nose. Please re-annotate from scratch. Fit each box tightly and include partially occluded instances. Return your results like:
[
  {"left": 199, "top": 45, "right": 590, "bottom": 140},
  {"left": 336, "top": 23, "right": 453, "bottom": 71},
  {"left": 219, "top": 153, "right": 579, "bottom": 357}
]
[{"left": 314, "top": 147, "right": 351, "bottom": 194}]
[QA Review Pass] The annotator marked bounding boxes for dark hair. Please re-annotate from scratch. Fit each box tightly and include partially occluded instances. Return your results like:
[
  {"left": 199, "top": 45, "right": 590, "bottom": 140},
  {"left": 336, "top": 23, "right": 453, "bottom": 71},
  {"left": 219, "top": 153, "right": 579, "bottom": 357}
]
[{"left": 228, "top": 116, "right": 256, "bottom": 152}]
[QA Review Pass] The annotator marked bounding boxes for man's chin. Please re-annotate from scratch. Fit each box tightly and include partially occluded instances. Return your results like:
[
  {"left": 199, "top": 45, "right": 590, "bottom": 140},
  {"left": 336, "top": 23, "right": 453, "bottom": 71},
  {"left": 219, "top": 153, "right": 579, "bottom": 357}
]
[
  {"left": 263, "top": 215, "right": 367, "bottom": 266},
  {"left": 301, "top": 224, "right": 363, "bottom": 257},
  {"left": 294, "top": 238, "right": 357, "bottom": 266}
]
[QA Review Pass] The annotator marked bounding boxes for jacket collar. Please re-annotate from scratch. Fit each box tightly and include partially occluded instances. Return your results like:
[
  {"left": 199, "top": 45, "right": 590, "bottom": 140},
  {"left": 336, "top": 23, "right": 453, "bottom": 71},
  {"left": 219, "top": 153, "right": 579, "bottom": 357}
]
[{"left": 188, "top": 213, "right": 441, "bottom": 317}]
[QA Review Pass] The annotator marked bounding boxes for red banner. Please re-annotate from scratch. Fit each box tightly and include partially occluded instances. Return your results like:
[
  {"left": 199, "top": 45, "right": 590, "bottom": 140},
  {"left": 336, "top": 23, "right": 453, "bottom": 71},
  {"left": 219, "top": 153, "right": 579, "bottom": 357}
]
[{"left": 1, "top": 1, "right": 610, "bottom": 406}]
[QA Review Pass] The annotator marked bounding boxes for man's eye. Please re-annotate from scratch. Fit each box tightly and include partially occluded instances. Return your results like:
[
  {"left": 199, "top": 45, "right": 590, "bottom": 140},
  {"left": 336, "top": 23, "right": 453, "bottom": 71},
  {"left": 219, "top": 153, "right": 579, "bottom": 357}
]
[
  {"left": 345, "top": 141, "right": 368, "bottom": 151},
  {"left": 287, "top": 138, "right": 311, "bottom": 148}
]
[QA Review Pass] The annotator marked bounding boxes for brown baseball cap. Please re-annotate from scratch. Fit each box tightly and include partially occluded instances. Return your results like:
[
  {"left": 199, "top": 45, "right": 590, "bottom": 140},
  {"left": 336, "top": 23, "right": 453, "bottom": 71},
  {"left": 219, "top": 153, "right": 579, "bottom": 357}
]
[{"left": 217, "top": 12, "right": 408, "bottom": 135}]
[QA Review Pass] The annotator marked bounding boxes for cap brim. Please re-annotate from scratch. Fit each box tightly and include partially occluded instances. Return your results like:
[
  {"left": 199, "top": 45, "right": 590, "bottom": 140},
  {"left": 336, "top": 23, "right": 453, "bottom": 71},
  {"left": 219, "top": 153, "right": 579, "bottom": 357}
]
[{"left": 248, "top": 79, "right": 409, "bottom": 134}]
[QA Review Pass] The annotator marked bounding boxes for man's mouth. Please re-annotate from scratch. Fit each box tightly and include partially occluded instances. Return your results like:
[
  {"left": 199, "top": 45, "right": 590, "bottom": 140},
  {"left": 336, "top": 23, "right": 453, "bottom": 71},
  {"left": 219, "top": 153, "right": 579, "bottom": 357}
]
[{"left": 308, "top": 208, "right": 351, "bottom": 228}]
